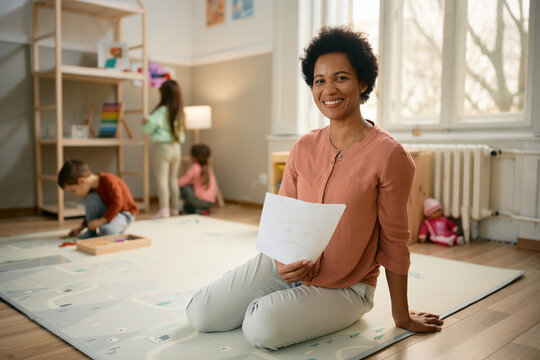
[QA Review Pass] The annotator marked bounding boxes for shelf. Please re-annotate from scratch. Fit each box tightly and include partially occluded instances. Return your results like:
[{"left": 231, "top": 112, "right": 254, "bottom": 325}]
[
  {"left": 36, "top": 0, "right": 144, "bottom": 19},
  {"left": 36, "top": 65, "right": 144, "bottom": 84},
  {"left": 41, "top": 203, "right": 85, "bottom": 218},
  {"left": 270, "top": 152, "right": 290, "bottom": 194},
  {"left": 41, "top": 201, "right": 145, "bottom": 218},
  {"left": 40, "top": 138, "right": 144, "bottom": 147},
  {"left": 33, "top": 0, "right": 149, "bottom": 222}
]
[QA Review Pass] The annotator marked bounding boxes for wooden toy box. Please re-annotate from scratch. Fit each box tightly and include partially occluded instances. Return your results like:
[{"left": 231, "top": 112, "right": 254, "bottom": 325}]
[{"left": 76, "top": 234, "right": 151, "bottom": 255}]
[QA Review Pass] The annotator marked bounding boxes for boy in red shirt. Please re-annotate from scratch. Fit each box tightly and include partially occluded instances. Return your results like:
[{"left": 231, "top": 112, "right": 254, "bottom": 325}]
[{"left": 58, "top": 160, "right": 138, "bottom": 239}]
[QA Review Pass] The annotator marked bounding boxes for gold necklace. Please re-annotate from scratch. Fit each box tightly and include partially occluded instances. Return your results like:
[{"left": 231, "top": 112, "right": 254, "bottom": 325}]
[{"left": 329, "top": 120, "right": 367, "bottom": 159}]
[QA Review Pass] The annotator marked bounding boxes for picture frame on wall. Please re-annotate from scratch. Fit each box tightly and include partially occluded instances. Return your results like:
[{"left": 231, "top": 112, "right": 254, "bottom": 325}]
[
  {"left": 97, "top": 42, "right": 129, "bottom": 70},
  {"left": 206, "top": 0, "right": 225, "bottom": 27},
  {"left": 232, "top": 0, "right": 254, "bottom": 20}
]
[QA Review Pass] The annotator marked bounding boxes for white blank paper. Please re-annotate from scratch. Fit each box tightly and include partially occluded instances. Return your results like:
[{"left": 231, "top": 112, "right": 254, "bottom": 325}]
[{"left": 256, "top": 193, "right": 346, "bottom": 264}]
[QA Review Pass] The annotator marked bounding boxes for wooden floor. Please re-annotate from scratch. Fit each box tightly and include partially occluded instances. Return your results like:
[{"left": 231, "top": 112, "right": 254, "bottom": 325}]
[{"left": 0, "top": 203, "right": 539, "bottom": 360}]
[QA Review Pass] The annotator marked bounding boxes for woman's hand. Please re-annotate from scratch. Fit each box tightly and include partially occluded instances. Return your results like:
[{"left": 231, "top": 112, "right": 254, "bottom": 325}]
[
  {"left": 396, "top": 311, "right": 443, "bottom": 333},
  {"left": 385, "top": 270, "right": 443, "bottom": 333},
  {"left": 275, "top": 260, "right": 313, "bottom": 283}
]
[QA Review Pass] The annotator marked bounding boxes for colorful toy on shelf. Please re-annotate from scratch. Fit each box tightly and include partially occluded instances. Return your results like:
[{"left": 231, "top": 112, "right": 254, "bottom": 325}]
[
  {"left": 131, "top": 61, "right": 176, "bottom": 88},
  {"left": 98, "top": 102, "right": 122, "bottom": 138}
]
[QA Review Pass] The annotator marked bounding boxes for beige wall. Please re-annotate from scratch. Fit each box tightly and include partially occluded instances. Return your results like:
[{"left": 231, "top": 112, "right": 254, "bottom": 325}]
[{"left": 190, "top": 53, "right": 272, "bottom": 204}]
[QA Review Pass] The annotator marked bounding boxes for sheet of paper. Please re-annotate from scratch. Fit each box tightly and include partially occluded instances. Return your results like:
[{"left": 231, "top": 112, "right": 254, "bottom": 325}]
[{"left": 256, "top": 193, "right": 346, "bottom": 264}]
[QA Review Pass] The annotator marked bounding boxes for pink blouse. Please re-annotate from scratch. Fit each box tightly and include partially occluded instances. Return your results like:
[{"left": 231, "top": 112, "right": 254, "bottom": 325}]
[{"left": 279, "top": 123, "right": 415, "bottom": 288}]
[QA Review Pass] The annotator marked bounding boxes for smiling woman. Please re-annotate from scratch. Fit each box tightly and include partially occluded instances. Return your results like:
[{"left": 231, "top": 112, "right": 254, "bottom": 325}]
[{"left": 185, "top": 26, "right": 443, "bottom": 351}]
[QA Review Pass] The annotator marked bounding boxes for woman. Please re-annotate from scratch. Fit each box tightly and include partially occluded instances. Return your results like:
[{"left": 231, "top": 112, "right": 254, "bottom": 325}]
[{"left": 186, "top": 26, "right": 443, "bottom": 350}]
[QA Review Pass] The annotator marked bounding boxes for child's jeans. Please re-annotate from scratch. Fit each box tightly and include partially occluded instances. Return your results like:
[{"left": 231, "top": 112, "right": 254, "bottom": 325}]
[
  {"left": 79, "top": 192, "right": 135, "bottom": 239},
  {"left": 180, "top": 185, "right": 213, "bottom": 214}
]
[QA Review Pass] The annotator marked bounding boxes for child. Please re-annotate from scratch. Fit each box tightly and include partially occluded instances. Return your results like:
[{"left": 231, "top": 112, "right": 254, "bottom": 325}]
[
  {"left": 142, "top": 80, "right": 185, "bottom": 218},
  {"left": 177, "top": 144, "right": 217, "bottom": 215},
  {"left": 419, "top": 198, "right": 464, "bottom": 246},
  {"left": 57, "top": 159, "right": 138, "bottom": 239}
]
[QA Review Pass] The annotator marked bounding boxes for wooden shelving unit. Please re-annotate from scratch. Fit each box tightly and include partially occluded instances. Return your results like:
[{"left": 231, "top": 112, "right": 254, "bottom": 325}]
[
  {"left": 269, "top": 152, "right": 290, "bottom": 194},
  {"left": 36, "top": 65, "right": 146, "bottom": 83},
  {"left": 32, "top": 0, "right": 149, "bottom": 222}
]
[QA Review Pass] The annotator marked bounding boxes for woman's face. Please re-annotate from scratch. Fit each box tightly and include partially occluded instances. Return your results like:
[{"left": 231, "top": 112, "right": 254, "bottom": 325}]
[{"left": 312, "top": 52, "right": 366, "bottom": 121}]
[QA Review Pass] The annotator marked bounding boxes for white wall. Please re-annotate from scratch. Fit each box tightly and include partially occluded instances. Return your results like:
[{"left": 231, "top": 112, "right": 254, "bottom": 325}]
[
  {"left": 190, "top": 0, "right": 273, "bottom": 65},
  {"left": 123, "top": 0, "right": 192, "bottom": 65}
]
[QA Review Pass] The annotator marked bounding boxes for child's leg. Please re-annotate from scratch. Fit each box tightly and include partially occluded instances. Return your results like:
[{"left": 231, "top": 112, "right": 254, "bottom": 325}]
[
  {"left": 80, "top": 192, "right": 108, "bottom": 238},
  {"left": 180, "top": 185, "right": 212, "bottom": 213},
  {"left": 454, "top": 235, "right": 464, "bottom": 245},
  {"left": 180, "top": 186, "right": 196, "bottom": 214},
  {"left": 182, "top": 201, "right": 196, "bottom": 214},
  {"left": 99, "top": 212, "right": 134, "bottom": 236},
  {"left": 180, "top": 185, "right": 194, "bottom": 202},
  {"left": 186, "top": 253, "right": 293, "bottom": 332},
  {"left": 169, "top": 143, "right": 181, "bottom": 212},
  {"left": 152, "top": 143, "right": 170, "bottom": 211},
  {"left": 191, "top": 198, "right": 213, "bottom": 214},
  {"left": 242, "top": 282, "right": 375, "bottom": 350}
]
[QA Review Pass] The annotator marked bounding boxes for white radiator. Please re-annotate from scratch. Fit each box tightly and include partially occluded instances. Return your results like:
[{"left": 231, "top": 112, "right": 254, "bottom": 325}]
[{"left": 404, "top": 144, "right": 496, "bottom": 243}]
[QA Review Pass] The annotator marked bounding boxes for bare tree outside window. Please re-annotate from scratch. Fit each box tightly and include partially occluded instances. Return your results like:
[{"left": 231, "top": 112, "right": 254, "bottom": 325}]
[
  {"left": 401, "top": 0, "right": 444, "bottom": 119},
  {"left": 465, "top": 0, "right": 529, "bottom": 116},
  {"left": 353, "top": 0, "right": 380, "bottom": 122}
]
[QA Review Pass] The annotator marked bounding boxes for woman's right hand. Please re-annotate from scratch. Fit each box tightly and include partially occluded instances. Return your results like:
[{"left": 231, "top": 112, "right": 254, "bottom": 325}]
[{"left": 275, "top": 260, "right": 313, "bottom": 283}]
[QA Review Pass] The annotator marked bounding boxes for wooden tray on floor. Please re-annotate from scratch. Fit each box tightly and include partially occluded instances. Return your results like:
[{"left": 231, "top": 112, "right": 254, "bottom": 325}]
[{"left": 76, "top": 234, "right": 150, "bottom": 255}]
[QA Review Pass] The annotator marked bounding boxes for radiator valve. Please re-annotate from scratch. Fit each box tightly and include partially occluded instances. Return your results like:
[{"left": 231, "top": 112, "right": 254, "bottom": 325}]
[
  {"left": 490, "top": 149, "right": 502, "bottom": 157},
  {"left": 488, "top": 210, "right": 500, "bottom": 216}
]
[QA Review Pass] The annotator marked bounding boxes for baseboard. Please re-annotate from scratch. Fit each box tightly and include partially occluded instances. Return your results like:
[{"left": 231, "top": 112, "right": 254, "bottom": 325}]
[
  {"left": 223, "top": 198, "right": 262, "bottom": 209},
  {"left": 0, "top": 198, "right": 261, "bottom": 219},
  {"left": 517, "top": 237, "right": 540, "bottom": 251},
  {"left": 0, "top": 207, "right": 37, "bottom": 219}
]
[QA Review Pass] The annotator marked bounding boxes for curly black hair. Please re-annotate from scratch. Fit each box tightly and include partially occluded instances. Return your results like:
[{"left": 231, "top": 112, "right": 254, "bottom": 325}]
[{"left": 300, "top": 26, "right": 378, "bottom": 104}]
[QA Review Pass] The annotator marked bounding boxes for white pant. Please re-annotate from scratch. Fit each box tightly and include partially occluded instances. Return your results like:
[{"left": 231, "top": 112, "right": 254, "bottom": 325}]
[
  {"left": 186, "top": 253, "right": 375, "bottom": 350},
  {"left": 151, "top": 142, "right": 181, "bottom": 210}
]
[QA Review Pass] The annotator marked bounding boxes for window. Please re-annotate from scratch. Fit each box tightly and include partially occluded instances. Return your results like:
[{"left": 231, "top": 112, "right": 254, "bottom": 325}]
[
  {"left": 398, "top": 0, "right": 444, "bottom": 120},
  {"left": 464, "top": 0, "right": 529, "bottom": 118},
  {"left": 376, "top": 0, "right": 531, "bottom": 130},
  {"left": 352, "top": 0, "right": 380, "bottom": 122},
  {"left": 295, "top": 0, "right": 534, "bottom": 134}
]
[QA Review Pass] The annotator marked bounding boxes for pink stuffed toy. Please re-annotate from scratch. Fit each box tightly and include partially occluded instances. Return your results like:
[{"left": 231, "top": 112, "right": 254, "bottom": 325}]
[{"left": 418, "top": 198, "right": 464, "bottom": 246}]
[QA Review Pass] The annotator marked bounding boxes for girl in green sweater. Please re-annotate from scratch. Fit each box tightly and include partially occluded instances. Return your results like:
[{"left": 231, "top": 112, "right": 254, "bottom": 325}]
[{"left": 142, "top": 80, "right": 185, "bottom": 218}]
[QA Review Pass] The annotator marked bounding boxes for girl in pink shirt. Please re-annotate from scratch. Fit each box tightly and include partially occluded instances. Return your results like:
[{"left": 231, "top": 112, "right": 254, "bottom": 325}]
[{"left": 177, "top": 144, "right": 216, "bottom": 215}]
